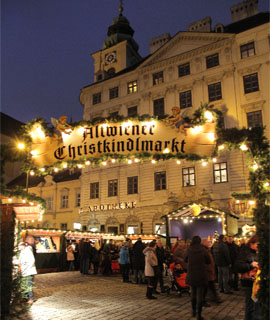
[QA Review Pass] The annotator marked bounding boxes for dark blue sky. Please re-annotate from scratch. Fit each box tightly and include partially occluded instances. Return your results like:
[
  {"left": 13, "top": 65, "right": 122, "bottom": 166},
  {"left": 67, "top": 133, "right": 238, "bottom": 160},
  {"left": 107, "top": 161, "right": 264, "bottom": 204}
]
[{"left": 2, "top": 0, "right": 269, "bottom": 124}]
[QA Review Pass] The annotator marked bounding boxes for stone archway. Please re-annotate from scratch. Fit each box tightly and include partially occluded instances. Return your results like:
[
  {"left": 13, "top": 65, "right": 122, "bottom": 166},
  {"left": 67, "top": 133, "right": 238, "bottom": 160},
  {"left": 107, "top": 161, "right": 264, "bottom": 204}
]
[
  {"left": 105, "top": 216, "right": 120, "bottom": 234},
  {"left": 87, "top": 217, "right": 100, "bottom": 232},
  {"left": 125, "top": 214, "right": 140, "bottom": 234}
]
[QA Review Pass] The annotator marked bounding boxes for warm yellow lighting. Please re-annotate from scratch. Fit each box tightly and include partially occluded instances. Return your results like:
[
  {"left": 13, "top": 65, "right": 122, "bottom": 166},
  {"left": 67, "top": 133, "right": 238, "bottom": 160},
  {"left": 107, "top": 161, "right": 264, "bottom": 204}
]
[
  {"left": 208, "top": 133, "right": 215, "bottom": 142},
  {"left": 264, "top": 182, "right": 270, "bottom": 187},
  {"left": 134, "top": 158, "right": 139, "bottom": 163},
  {"left": 163, "top": 148, "right": 170, "bottom": 154},
  {"left": 17, "top": 142, "right": 25, "bottom": 150},
  {"left": 151, "top": 159, "right": 156, "bottom": 164},
  {"left": 122, "top": 121, "right": 132, "bottom": 129},
  {"left": 102, "top": 161, "right": 107, "bottom": 166},
  {"left": 218, "top": 217, "right": 222, "bottom": 222},
  {"left": 85, "top": 160, "right": 91, "bottom": 165},
  {"left": 204, "top": 111, "right": 213, "bottom": 122},
  {"left": 77, "top": 127, "right": 85, "bottom": 135},
  {"left": 111, "top": 159, "right": 116, "bottom": 163},
  {"left": 77, "top": 164, "right": 83, "bottom": 168},
  {"left": 236, "top": 200, "right": 240, "bottom": 204},
  {"left": 128, "top": 160, "right": 132, "bottom": 164},
  {"left": 212, "top": 158, "right": 217, "bottom": 163},
  {"left": 29, "top": 124, "right": 45, "bottom": 139},
  {"left": 240, "top": 144, "right": 248, "bottom": 151},
  {"left": 30, "top": 170, "right": 35, "bottom": 176},
  {"left": 176, "top": 160, "right": 181, "bottom": 165},
  {"left": 218, "top": 145, "right": 225, "bottom": 150},
  {"left": 30, "top": 202, "right": 34, "bottom": 206},
  {"left": 31, "top": 150, "right": 38, "bottom": 157},
  {"left": 183, "top": 219, "right": 188, "bottom": 224},
  {"left": 249, "top": 200, "right": 255, "bottom": 205},
  {"left": 40, "top": 168, "right": 45, "bottom": 172},
  {"left": 142, "top": 121, "right": 156, "bottom": 130},
  {"left": 8, "top": 198, "right": 12, "bottom": 202},
  {"left": 63, "top": 163, "right": 68, "bottom": 168},
  {"left": 252, "top": 163, "right": 259, "bottom": 170},
  {"left": 202, "top": 161, "right": 207, "bottom": 167},
  {"left": 54, "top": 168, "right": 59, "bottom": 172},
  {"left": 191, "top": 126, "right": 203, "bottom": 134},
  {"left": 101, "top": 123, "right": 108, "bottom": 129},
  {"left": 22, "top": 199, "right": 26, "bottom": 203}
]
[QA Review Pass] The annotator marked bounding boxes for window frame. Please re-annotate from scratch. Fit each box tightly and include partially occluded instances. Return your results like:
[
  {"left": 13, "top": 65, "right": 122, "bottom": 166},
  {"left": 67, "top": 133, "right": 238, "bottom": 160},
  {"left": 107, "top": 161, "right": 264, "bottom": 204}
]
[
  {"left": 243, "top": 73, "right": 259, "bottom": 94},
  {"left": 108, "top": 179, "right": 118, "bottom": 197},
  {"left": 127, "top": 80, "right": 138, "bottom": 94},
  {"left": 153, "top": 71, "right": 164, "bottom": 85},
  {"left": 182, "top": 167, "right": 196, "bottom": 187},
  {"left": 61, "top": 194, "right": 69, "bottom": 209},
  {"left": 240, "top": 41, "right": 255, "bottom": 59},
  {"left": 247, "top": 110, "right": 263, "bottom": 128},
  {"left": 109, "top": 87, "right": 119, "bottom": 100},
  {"left": 153, "top": 98, "right": 165, "bottom": 117},
  {"left": 60, "top": 223, "right": 68, "bottom": 230},
  {"left": 90, "top": 182, "right": 99, "bottom": 199},
  {"left": 75, "top": 191, "right": 81, "bottom": 207},
  {"left": 127, "top": 106, "right": 138, "bottom": 117},
  {"left": 92, "top": 92, "right": 101, "bottom": 105},
  {"left": 178, "top": 62, "right": 190, "bottom": 77},
  {"left": 208, "top": 82, "right": 222, "bottom": 102},
  {"left": 206, "top": 53, "right": 219, "bottom": 69},
  {"left": 213, "top": 162, "right": 228, "bottom": 184},
  {"left": 154, "top": 171, "right": 166, "bottom": 191},
  {"left": 46, "top": 196, "right": 53, "bottom": 210},
  {"left": 127, "top": 176, "right": 138, "bottom": 194},
  {"left": 179, "top": 90, "right": 192, "bottom": 109}
]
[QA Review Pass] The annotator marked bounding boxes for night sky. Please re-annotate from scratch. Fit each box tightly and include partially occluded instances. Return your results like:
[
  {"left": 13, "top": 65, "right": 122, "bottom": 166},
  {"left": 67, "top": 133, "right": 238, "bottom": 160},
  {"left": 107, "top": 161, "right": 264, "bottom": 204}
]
[{"left": 2, "top": 0, "right": 269, "bottom": 124}]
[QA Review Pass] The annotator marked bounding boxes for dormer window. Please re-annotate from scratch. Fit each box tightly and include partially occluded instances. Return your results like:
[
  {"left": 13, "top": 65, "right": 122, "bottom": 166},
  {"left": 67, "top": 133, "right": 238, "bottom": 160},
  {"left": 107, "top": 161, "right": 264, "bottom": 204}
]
[{"left": 153, "top": 71, "right": 164, "bottom": 85}]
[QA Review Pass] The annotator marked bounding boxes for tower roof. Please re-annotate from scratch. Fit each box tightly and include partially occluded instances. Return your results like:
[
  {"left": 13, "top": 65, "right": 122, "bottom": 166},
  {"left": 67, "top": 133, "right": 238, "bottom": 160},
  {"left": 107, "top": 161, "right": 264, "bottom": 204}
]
[{"left": 103, "top": 4, "right": 139, "bottom": 52}]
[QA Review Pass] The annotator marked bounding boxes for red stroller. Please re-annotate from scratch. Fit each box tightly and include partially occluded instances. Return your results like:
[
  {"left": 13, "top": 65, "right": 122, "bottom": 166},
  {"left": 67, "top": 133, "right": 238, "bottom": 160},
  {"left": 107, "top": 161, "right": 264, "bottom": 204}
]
[{"left": 167, "top": 262, "right": 190, "bottom": 296}]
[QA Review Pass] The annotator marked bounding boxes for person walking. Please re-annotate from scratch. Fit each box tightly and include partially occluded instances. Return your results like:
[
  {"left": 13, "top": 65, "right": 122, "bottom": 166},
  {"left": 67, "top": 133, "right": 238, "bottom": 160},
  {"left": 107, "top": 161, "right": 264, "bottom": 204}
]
[
  {"left": 132, "top": 237, "right": 145, "bottom": 284},
  {"left": 235, "top": 235, "right": 261, "bottom": 320},
  {"left": 18, "top": 242, "right": 37, "bottom": 304},
  {"left": 212, "top": 234, "right": 232, "bottom": 294},
  {"left": 185, "top": 236, "right": 210, "bottom": 320},
  {"left": 143, "top": 241, "right": 158, "bottom": 300},
  {"left": 119, "top": 242, "right": 131, "bottom": 282}
]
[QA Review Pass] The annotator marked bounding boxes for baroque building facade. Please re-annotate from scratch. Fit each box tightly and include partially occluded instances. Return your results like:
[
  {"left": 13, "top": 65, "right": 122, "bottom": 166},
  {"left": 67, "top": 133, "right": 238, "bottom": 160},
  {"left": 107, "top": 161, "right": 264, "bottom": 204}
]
[{"left": 78, "top": 1, "right": 270, "bottom": 236}]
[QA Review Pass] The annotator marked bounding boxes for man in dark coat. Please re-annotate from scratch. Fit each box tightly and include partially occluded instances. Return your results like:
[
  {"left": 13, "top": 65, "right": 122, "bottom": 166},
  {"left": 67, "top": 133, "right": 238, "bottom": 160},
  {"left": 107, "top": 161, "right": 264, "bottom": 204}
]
[
  {"left": 81, "top": 239, "right": 92, "bottom": 275},
  {"left": 185, "top": 236, "right": 210, "bottom": 320},
  {"left": 132, "top": 238, "right": 145, "bottom": 284},
  {"left": 154, "top": 240, "right": 166, "bottom": 293},
  {"left": 212, "top": 234, "right": 232, "bottom": 294},
  {"left": 227, "top": 236, "right": 239, "bottom": 290}
]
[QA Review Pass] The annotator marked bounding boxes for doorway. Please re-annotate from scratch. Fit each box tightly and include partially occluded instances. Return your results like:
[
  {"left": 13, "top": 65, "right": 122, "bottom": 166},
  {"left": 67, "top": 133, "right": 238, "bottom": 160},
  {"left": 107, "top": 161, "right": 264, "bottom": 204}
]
[{"left": 108, "top": 226, "right": 118, "bottom": 234}]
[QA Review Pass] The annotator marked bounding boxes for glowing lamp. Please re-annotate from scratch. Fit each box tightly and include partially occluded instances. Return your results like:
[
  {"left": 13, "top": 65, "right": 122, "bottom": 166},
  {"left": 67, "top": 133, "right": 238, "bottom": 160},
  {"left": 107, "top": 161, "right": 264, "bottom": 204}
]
[
  {"left": 31, "top": 150, "right": 38, "bottom": 157},
  {"left": 208, "top": 133, "right": 215, "bottom": 142},
  {"left": 240, "top": 144, "right": 248, "bottom": 151},
  {"left": 128, "top": 160, "right": 132, "bottom": 164},
  {"left": 202, "top": 161, "right": 207, "bottom": 167},
  {"left": 191, "top": 126, "right": 203, "bottom": 134},
  {"left": 252, "top": 163, "right": 259, "bottom": 170},
  {"left": 77, "top": 164, "right": 83, "bottom": 168},
  {"left": 40, "top": 168, "right": 45, "bottom": 172},
  {"left": 85, "top": 161, "right": 91, "bottom": 165},
  {"left": 134, "top": 158, "right": 139, "bottom": 163},
  {"left": 54, "top": 168, "right": 59, "bottom": 172},
  {"left": 218, "top": 145, "right": 225, "bottom": 150},
  {"left": 102, "top": 161, "right": 107, "bottom": 166},
  {"left": 249, "top": 200, "right": 255, "bottom": 205},
  {"left": 163, "top": 148, "right": 170, "bottom": 154},
  {"left": 212, "top": 158, "right": 217, "bottom": 163},
  {"left": 17, "top": 143, "right": 25, "bottom": 150},
  {"left": 30, "top": 170, "right": 35, "bottom": 176},
  {"left": 111, "top": 159, "right": 116, "bottom": 163},
  {"left": 190, "top": 204, "right": 201, "bottom": 216},
  {"left": 176, "top": 160, "right": 181, "bottom": 165},
  {"left": 8, "top": 198, "right": 12, "bottom": 202},
  {"left": 151, "top": 160, "right": 156, "bottom": 164},
  {"left": 77, "top": 127, "right": 85, "bottom": 135},
  {"left": 264, "top": 182, "right": 269, "bottom": 187},
  {"left": 204, "top": 111, "right": 213, "bottom": 122},
  {"left": 63, "top": 163, "right": 68, "bottom": 168},
  {"left": 183, "top": 219, "right": 188, "bottom": 224}
]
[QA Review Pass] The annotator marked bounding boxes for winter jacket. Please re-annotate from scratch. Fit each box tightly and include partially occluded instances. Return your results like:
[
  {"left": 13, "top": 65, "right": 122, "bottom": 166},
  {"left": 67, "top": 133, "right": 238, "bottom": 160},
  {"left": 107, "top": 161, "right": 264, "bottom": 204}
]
[
  {"left": 227, "top": 242, "right": 239, "bottom": 265},
  {"left": 156, "top": 246, "right": 165, "bottom": 270},
  {"left": 119, "top": 246, "right": 130, "bottom": 265},
  {"left": 132, "top": 240, "right": 145, "bottom": 270},
  {"left": 234, "top": 244, "right": 258, "bottom": 288},
  {"left": 173, "top": 245, "right": 187, "bottom": 270},
  {"left": 185, "top": 243, "right": 210, "bottom": 287},
  {"left": 143, "top": 247, "right": 158, "bottom": 277},
  {"left": 212, "top": 240, "right": 231, "bottom": 267},
  {"left": 66, "top": 245, "right": 75, "bottom": 261},
  {"left": 19, "top": 246, "right": 37, "bottom": 277}
]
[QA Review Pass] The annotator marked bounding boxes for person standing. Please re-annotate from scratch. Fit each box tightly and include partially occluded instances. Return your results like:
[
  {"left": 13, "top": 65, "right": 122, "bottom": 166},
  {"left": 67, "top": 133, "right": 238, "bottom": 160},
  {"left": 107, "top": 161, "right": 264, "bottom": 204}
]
[
  {"left": 155, "top": 240, "right": 166, "bottom": 293},
  {"left": 119, "top": 242, "right": 131, "bottom": 282},
  {"left": 66, "top": 241, "right": 75, "bottom": 271},
  {"left": 81, "top": 239, "right": 91, "bottom": 275},
  {"left": 227, "top": 236, "right": 239, "bottom": 290},
  {"left": 235, "top": 235, "right": 261, "bottom": 320},
  {"left": 132, "top": 237, "right": 145, "bottom": 284},
  {"left": 185, "top": 236, "right": 210, "bottom": 320},
  {"left": 143, "top": 241, "right": 158, "bottom": 300},
  {"left": 18, "top": 242, "right": 37, "bottom": 304},
  {"left": 212, "top": 234, "right": 232, "bottom": 294}
]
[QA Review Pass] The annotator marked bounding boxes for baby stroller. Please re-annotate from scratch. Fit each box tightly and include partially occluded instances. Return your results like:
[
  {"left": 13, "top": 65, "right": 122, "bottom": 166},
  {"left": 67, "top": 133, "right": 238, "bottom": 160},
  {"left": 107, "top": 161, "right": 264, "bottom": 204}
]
[{"left": 166, "top": 262, "right": 190, "bottom": 297}]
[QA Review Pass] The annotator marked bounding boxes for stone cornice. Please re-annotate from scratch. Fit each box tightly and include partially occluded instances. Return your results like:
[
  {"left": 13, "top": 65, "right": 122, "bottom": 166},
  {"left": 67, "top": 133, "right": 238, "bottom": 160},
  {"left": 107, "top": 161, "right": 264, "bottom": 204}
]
[
  {"left": 237, "top": 63, "right": 262, "bottom": 75},
  {"left": 240, "top": 99, "right": 266, "bottom": 111}
]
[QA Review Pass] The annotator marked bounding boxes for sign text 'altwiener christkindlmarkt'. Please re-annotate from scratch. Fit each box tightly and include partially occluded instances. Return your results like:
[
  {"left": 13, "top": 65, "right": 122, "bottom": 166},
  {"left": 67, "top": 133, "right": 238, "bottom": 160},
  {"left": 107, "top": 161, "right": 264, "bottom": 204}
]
[{"left": 30, "top": 111, "right": 216, "bottom": 166}]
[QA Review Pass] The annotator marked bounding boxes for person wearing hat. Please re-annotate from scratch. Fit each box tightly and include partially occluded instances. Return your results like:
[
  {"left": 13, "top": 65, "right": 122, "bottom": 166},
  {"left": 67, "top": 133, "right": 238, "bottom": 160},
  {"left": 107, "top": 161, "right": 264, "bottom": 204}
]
[{"left": 18, "top": 242, "right": 37, "bottom": 304}]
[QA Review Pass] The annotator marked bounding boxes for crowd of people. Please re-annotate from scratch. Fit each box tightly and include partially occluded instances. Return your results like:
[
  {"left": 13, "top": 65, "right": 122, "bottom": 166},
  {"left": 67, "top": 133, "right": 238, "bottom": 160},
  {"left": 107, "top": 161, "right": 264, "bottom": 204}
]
[{"left": 17, "top": 233, "right": 260, "bottom": 320}]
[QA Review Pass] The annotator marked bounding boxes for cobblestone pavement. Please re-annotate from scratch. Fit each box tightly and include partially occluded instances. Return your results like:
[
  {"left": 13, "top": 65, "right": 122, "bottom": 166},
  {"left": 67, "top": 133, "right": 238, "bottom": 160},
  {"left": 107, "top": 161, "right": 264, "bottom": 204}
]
[{"left": 9, "top": 271, "right": 245, "bottom": 320}]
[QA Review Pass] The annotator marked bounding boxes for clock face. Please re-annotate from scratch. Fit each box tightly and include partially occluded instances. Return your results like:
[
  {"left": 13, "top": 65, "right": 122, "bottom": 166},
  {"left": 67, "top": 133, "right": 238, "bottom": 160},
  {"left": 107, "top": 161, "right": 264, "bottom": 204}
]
[{"left": 105, "top": 51, "right": 117, "bottom": 65}]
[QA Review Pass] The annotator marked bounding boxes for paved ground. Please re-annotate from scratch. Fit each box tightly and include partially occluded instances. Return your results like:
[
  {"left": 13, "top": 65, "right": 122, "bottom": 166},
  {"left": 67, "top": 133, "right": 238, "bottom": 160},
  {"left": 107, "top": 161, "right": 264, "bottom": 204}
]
[{"left": 8, "top": 271, "right": 245, "bottom": 320}]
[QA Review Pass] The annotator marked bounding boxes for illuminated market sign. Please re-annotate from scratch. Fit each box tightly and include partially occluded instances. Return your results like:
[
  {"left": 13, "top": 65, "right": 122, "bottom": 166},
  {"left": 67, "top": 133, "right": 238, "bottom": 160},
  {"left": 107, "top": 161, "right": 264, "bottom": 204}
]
[
  {"left": 29, "top": 109, "right": 216, "bottom": 167},
  {"left": 87, "top": 201, "right": 136, "bottom": 212}
]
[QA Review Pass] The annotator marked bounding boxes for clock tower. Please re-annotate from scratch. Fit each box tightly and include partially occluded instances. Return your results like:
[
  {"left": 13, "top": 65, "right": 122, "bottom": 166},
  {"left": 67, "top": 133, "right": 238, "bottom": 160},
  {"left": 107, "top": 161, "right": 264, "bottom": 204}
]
[{"left": 92, "top": 3, "right": 142, "bottom": 82}]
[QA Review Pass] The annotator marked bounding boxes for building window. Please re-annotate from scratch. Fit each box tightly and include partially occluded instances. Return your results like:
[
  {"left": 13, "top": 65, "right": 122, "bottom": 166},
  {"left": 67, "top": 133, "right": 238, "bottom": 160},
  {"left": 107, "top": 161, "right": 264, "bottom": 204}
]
[
  {"left": 208, "top": 82, "right": 222, "bottom": 102},
  {"left": 90, "top": 182, "right": 99, "bottom": 199},
  {"left": 109, "top": 87, "right": 119, "bottom": 99},
  {"left": 182, "top": 167, "right": 195, "bottom": 187},
  {"left": 240, "top": 41, "right": 255, "bottom": 59},
  {"left": 153, "top": 71, "right": 164, "bottom": 85},
  {"left": 60, "top": 223, "right": 68, "bottom": 230},
  {"left": 127, "top": 80, "right": 138, "bottom": 94},
  {"left": 108, "top": 179, "right": 118, "bottom": 197},
  {"left": 128, "top": 106, "right": 138, "bottom": 117},
  {"left": 127, "top": 176, "right": 138, "bottom": 194},
  {"left": 206, "top": 53, "right": 219, "bottom": 68},
  {"left": 109, "top": 111, "right": 119, "bottom": 119},
  {"left": 243, "top": 73, "right": 259, "bottom": 94},
  {"left": 178, "top": 62, "right": 190, "bottom": 77},
  {"left": 46, "top": 197, "right": 53, "bottom": 210},
  {"left": 75, "top": 192, "right": 80, "bottom": 207},
  {"left": 179, "top": 90, "right": 192, "bottom": 109},
  {"left": 247, "top": 110, "right": 263, "bottom": 128},
  {"left": 127, "top": 225, "right": 139, "bottom": 234},
  {"left": 61, "top": 194, "right": 69, "bottom": 208},
  {"left": 155, "top": 171, "right": 166, "bottom": 190},
  {"left": 92, "top": 92, "right": 101, "bottom": 105},
  {"left": 153, "top": 98, "right": 164, "bottom": 117},
  {"left": 214, "top": 162, "right": 228, "bottom": 183}
]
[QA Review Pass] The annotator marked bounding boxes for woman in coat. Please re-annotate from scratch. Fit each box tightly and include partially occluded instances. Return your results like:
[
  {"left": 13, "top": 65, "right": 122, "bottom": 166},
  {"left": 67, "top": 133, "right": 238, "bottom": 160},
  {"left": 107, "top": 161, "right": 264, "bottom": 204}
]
[
  {"left": 119, "top": 242, "right": 130, "bottom": 282},
  {"left": 66, "top": 242, "right": 75, "bottom": 271},
  {"left": 185, "top": 236, "right": 210, "bottom": 320},
  {"left": 234, "top": 235, "right": 260, "bottom": 320},
  {"left": 18, "top": 242, "right": 37, "bottom": 304},
  {"left": 143, "top": 241, "right": 158, "bottom": 299}
]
